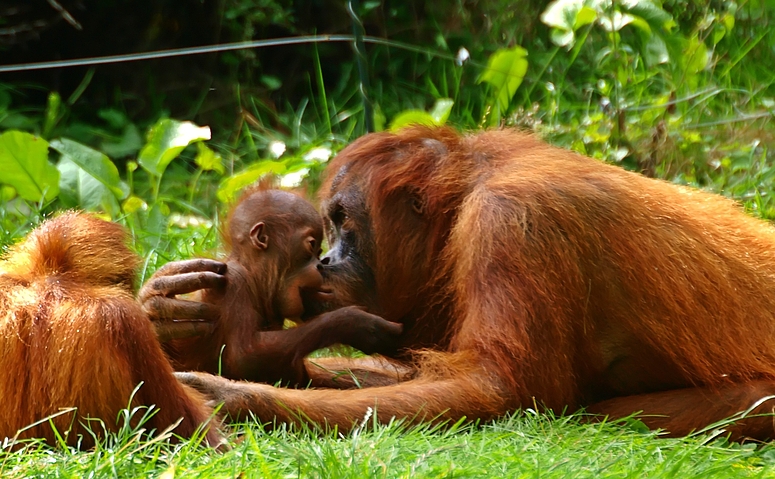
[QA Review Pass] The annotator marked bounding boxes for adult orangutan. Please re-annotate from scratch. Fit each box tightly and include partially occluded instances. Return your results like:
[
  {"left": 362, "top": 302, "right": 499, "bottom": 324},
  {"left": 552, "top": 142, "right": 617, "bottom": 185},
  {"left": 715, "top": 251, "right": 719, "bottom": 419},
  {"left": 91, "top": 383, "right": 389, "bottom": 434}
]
[
  {"left": 0, "top": 212, "right": 220, "bottom": 447},
  {"left": 143, "top": 186, "right": 402, "bottom": 386},
  {"left": 150, "top": 126, "right": 775, "bottom": 440}
]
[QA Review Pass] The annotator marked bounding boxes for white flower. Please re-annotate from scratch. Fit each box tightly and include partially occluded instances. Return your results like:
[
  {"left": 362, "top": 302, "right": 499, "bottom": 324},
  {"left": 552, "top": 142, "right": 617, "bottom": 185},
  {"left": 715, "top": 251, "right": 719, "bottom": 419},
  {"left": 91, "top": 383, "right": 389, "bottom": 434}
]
[
  {"left": 269, "top": 141, "right": 286, "bottom": 159},
  {"left": 456, "top": 47, "right": 470, "bottom": 66},
  {"left": 280, "top": 168, "right": 309, "bottom": 188},
  {"left": 304, "top": 147, "right": 332, "bottom": 162}
]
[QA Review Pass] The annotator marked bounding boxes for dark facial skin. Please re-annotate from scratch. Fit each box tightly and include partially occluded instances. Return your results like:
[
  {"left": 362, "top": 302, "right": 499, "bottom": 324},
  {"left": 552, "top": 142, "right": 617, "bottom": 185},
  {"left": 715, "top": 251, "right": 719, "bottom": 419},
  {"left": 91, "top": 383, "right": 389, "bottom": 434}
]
[
  {"left": 312, "top": 167, "right": 455, "bottom": 353},
  {"left": 303, "top": 183, "right": 380, "bottom": 319}
]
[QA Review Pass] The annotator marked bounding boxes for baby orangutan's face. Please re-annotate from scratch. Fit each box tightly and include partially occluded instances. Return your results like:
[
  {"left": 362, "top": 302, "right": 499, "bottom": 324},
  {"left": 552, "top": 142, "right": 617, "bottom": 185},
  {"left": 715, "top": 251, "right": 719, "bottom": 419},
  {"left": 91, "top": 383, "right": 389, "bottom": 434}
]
[{"left": 277, "top": 225, "right": 326, "bottom": 321}]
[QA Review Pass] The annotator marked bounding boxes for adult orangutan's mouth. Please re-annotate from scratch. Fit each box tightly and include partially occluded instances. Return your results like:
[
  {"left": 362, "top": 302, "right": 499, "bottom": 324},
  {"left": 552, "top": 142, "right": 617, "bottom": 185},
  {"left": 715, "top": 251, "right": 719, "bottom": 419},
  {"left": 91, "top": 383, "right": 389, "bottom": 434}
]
[{"left": 313, "top": 286, "right": 335, "bottom": 301}]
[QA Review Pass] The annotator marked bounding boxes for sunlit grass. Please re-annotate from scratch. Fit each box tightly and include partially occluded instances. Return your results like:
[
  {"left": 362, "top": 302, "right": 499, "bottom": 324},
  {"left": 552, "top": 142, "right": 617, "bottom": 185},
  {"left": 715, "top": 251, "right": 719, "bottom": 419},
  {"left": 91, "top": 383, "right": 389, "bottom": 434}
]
[{"left": 4, "top": 414, "right": 775, "bottom": 478}]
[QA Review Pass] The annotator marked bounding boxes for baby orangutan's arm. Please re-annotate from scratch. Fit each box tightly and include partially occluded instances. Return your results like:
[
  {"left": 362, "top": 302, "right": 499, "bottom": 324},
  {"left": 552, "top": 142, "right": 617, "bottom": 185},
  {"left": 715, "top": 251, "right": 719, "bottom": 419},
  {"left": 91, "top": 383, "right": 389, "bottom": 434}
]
[{"left": 227, "top": 306, "right": 403, "bottom": 386}]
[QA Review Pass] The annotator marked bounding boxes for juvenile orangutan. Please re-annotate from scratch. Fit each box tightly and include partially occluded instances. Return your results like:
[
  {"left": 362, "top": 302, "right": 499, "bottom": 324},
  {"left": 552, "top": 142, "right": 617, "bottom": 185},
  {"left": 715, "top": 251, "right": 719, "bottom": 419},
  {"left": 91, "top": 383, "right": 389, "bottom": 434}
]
[
  {"left": 143, "top": 187, "right": 403, "bottom": 386},
  {"left": 0, "top": 212, "right": 220, "bottom": 448}
]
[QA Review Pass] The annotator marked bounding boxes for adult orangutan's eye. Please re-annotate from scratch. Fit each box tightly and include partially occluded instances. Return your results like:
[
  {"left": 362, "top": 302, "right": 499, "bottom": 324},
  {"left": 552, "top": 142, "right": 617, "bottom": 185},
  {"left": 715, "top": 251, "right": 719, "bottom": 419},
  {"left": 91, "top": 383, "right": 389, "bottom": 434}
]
[{"left": 331, "top": 206, "right": 348, "bottom": 226}]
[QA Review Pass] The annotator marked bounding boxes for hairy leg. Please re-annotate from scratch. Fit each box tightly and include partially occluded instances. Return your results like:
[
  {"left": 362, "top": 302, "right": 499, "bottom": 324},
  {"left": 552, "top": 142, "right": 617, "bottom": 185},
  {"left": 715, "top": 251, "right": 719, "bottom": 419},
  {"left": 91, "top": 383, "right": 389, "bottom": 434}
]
[
  {"left": 588, "top": 381, "right": 775, "bottom": 440},
  {"left": 176, "top": 364, "right": 507, "bottom": 430},
  {"left": 304, "top": 356, "right": 416, "bottom": 389}
]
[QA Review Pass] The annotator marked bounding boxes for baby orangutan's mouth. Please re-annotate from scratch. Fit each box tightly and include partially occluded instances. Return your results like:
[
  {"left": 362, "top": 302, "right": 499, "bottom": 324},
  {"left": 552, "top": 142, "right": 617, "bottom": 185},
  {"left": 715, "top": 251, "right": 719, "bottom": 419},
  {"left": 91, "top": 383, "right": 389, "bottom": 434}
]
[{"left": 299, "top": 286, "right": 337, "bottom": 321}]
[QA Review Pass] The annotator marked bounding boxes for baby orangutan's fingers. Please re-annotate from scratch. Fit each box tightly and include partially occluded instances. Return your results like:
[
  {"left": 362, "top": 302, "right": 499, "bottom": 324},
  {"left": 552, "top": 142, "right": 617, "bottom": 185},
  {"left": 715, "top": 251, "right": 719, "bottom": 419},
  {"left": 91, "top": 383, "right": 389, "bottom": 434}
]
[
  {"left": 140, "top": 271, "right": 227, "bottom": 300},
  {"left": 143, "top": 296, "right": 221, "bottom": 322},
  {"left": 155, "top": 259, "right": 227, "bottom": 277},
  {"left": 154, "top": 320, "right": 215, "bottom": 343}
]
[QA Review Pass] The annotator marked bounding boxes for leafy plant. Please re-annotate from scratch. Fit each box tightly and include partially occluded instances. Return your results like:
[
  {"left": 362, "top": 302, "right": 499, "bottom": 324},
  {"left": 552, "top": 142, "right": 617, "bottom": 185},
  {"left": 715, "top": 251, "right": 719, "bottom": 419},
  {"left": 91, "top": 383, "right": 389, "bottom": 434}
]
[
  {"left": 389, "top": 98, "right": 455, "bottom": 131},
  {"left": 478, "top": 46, "right": 529, "bottom": 126},
  {"left": 0, "top": 131, "right": 59, "bottom": 202},
  {"left": 137, "top": 119, "right": 212, "bottom": 201},
  {"left": 50, "top": 138, "right": 129, "bottom": 218}
]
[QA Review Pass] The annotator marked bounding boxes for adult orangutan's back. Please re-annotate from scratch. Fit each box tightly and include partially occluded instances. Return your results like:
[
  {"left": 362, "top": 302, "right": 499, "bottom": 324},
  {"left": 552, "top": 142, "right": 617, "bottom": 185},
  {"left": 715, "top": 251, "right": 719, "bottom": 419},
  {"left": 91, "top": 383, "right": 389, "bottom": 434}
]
[
  {"left": 171, "top": 127, "right": 775, "bottom": 440},
  {"left": 449, "top": 129, "right": 775, "bottom": 411}
]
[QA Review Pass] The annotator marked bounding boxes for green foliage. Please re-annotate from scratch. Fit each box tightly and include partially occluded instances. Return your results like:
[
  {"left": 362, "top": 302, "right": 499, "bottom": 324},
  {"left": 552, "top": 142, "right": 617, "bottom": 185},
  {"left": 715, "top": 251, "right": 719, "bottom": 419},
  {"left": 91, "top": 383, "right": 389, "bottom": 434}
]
[
  {"left": 0, "top": 0, "right": 772, "bottom": 233},
  {"left": 477, "top": 46, "right": 529, "bottom": 126},
  {"left": 50, "top": 138, "right": 129, "bottom": 202},
  {"left": 0, "top": 131, "right": 59, "bottom": 202},
  {"left": 194, "top": 143, "right": 224, "bottom": 175},
  {"left": 217, "top": 160, "right": 287, "bottom": 203},
  {"left": 389, "top": 98, "right": 454, "bottom": 131},
  {"left": 138, "top": 119, "right": 211, "bottom": 178}
]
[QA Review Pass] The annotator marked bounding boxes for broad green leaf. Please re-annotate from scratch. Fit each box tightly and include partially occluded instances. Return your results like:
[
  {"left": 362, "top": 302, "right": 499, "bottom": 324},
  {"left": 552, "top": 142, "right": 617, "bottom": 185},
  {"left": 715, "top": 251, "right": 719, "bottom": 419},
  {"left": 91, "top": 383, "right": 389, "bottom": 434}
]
[
  {"left": 477, "top": 46, "right": 529, "bottom": 112},
  {"left": 194, "top": 142, "right": 225, "bottom": 174},
  {"left": 722, "top": 13, "right": 734, "bottom": 32},
  {"left": 574, "top": 6, "right": 597, "bottom": 29},
  {"left": 389, "top": 110, "right": 437, "bottom": 131},
  {"left": 541, "top": 0, "right": 584, "bottom": 30},
  {"left": 101, "top": 124, "right": 143, "bottom": 159},
  {"left": 138, "top": 119, "right": 211, "bottom": 176},
  {"left": 145, "top": 202, "right": 169, "bottom": 237},
  {"left": 550, "top": 29, "right": 576, "bottom": 48},
  {"left": 430, "top": 98, "right": 454, "bottom": 125},
  {"left": 683, "top": 35, "right": 709, "bottom": 74},
  {"left": 98, "top": 108, "right": 129, "bottom": 129},
  {"left": 1, "top": 185, "right": 15, "bottom": 201},
  {"left": 57, "top": 157, "right": 121, "bottom": 217},
  {"left": 217, "top": 160, "right": 287, "bottom": 203},
  {"left": 712, "top": 25, "right": 726, "bottom": 45},
  {"left": 122, "top": 195, "right": 147, "bottom": 214},
  {"left": 712, "top": 13, "right": 735, "bottom": 45},
  {"left": 642, "top": 33, "right": 669, "bottom": 66},
  {"left": 50, "top": 138, "right": 129, "bottom": 200},
  {"left": 541, "top": 0, "right": 598, "bottom": 46},
  {"left": 0, "top": 130, "right": 59, "bottom": 202},
  {"left": 598, "top": 11, "right": 635, "bottom": 32},
  {"left": 627, "top": 15, "right": 652, "bottom": 34},
  {"left": 622, "top": 0, "right": 673, "bottom": 27}
]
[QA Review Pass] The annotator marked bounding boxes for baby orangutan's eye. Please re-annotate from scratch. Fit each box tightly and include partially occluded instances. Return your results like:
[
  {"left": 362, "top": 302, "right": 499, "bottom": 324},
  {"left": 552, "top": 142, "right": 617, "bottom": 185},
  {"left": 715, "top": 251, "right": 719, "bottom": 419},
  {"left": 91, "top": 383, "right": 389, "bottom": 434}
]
[{"left": 308, "top": 238, "right": 321, "bottom": 257}]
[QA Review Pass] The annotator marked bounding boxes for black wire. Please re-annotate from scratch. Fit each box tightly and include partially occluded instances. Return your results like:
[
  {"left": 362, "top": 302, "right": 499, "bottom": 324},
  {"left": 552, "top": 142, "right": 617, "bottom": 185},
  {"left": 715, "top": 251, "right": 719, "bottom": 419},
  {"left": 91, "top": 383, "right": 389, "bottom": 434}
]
[{"left": 0, "top": 35, "right": 460, "bottom": 73}]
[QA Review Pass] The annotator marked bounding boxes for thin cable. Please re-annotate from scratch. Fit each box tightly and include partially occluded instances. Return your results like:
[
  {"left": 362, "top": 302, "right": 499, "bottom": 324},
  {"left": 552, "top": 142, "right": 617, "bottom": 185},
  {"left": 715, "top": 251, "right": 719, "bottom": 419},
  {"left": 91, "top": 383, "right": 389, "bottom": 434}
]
[{"left": 0, "top": 35, "right": 459, "bottom": 73}]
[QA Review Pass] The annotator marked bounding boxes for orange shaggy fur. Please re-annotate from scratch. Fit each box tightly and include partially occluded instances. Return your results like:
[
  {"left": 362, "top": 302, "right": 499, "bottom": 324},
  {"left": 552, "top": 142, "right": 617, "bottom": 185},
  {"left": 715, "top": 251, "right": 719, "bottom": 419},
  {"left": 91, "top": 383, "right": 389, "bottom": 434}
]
[
  {"left": 0, "top": 212, "right": 218, "bottom": 447},
  {"left": 176, "top": 127, "right": 775, "bottom": 440}
]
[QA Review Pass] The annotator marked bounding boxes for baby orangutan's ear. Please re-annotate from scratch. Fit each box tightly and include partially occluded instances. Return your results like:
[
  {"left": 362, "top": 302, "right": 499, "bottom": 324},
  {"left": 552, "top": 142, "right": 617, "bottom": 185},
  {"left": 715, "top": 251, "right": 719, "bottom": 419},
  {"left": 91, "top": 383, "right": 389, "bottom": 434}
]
[{"left": 249, "top": 222, "right": 269, "bottom": 250}]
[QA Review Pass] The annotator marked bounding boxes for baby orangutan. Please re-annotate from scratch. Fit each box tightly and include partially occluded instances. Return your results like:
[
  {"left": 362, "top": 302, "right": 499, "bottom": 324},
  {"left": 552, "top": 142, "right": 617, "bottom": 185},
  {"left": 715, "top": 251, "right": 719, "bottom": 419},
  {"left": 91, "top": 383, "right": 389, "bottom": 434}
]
[{"left": 143, "top": 187, "right": 403, "bottom": 386}]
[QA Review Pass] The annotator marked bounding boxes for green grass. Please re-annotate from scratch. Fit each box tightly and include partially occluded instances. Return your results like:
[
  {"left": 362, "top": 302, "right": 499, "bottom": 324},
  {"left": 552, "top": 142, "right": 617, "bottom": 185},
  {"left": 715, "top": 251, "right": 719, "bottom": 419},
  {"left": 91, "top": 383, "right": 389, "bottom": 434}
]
[{"left": 5, "top": 414, "right": 775, "bottom": 478}]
